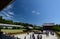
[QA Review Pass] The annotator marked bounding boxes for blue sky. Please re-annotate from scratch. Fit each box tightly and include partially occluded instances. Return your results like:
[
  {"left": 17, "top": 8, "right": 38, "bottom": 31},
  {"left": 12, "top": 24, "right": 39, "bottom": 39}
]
[{"left": 0, "top": 0, "right": 60, "bottom": 25}]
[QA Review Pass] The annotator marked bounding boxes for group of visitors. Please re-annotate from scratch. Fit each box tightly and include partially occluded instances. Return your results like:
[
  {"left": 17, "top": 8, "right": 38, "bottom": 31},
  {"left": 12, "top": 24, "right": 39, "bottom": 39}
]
[
  {"left": 0, "top": 31, "right": 20, "bottom": 39},
  {"left": 24, "top": 32, "right": 42, "bottom": 39}
]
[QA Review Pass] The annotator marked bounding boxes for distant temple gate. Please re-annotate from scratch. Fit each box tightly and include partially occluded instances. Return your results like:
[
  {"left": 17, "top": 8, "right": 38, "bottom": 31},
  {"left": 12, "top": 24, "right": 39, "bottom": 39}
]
[{"left": 43, "top": 23, "right": 55, "bottom": 30}]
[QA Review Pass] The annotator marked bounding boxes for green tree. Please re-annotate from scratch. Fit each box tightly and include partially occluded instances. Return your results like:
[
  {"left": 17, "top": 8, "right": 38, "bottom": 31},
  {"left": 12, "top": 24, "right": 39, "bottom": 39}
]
[
  {"left": 0, "top": 16, "right": 3, "bottom": 23},
  {"left": 52, "top": 26, "right": 60, "bottom": 31}
]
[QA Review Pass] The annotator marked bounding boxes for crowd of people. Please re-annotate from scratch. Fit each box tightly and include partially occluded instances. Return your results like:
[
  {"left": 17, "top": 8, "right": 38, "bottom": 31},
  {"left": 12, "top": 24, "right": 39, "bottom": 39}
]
[
  {"left": 0, "top": 31, "right": 20, "bottom": 39},
  {"left": 24, "top": 32, "right": 42, "bottom": 39},
  {"left": 0, "top": 30, "right": 54, "bottom": 39},
  {"left": 23, "top": 30, "right": 54, "bottom": 39}
]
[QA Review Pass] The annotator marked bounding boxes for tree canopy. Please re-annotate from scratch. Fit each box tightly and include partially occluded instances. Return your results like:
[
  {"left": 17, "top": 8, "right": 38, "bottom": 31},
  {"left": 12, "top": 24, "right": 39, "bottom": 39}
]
[{"left": 0, "top": 16, "right": 41, "bottom": 30}]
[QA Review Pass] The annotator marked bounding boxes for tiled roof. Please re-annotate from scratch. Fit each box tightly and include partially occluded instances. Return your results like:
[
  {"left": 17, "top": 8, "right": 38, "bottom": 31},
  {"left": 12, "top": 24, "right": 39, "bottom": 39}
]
[{"left": 43, "top": 23, "right": 55, "bottom": 26}]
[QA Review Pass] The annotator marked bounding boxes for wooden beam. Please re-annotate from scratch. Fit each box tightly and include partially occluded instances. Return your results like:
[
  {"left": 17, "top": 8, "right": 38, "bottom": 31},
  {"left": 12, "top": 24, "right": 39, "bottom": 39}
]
[{"left": 0, "top": 0, "right": 14, "bottom": 11}]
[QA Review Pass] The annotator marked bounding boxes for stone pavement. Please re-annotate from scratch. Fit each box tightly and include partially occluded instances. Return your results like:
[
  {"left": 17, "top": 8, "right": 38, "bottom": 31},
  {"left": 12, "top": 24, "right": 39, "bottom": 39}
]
[{"left": 14, "top": 32, "right": 59, "bottom": 39}]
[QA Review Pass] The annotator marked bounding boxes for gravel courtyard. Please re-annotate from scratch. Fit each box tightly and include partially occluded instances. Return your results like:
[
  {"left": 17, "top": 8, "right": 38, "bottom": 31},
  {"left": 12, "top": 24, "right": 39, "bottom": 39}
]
[{"left": 14, "top": 31, "right": 59, "bottom": 39}]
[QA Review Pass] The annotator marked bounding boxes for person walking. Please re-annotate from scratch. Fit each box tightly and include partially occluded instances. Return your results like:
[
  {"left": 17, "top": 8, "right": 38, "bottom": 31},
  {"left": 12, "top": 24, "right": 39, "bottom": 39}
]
[
  {"left": 24, "top": 36, "right": 26, "bottom": 39},
  {"left": 39, "top": 34, "right": 42, "bottom": 39},
  {"left": 30, "top": 34, "right": 32, "bottom": 39},
  {"left": 37, "top": 34, "right": 39, "bottom": 39},
  {"left": 32, "top": 34, "right": 35, "bottom": 39}
]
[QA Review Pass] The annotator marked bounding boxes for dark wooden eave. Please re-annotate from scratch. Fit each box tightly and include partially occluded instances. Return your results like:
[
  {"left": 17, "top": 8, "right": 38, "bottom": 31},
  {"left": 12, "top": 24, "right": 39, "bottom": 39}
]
[{"left": 0, "top": 0, "right": 14, "bottom": 11}]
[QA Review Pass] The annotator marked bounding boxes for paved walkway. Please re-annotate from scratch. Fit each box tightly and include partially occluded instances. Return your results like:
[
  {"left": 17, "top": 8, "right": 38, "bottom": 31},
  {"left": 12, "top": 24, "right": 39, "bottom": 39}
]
[
  {"left": 14, "top": 32, "right": 58, "bottom": 39},
  {"left": 42, "top": 32, "right": 58, "bottom": 39}
]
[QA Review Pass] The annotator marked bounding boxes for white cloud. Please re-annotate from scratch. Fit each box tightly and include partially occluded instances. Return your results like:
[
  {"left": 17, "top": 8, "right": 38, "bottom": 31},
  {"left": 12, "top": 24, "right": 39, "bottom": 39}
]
[
  {"left": 6, "top": 14, "right": 12, "bottom": 17},
  {"left": 8, "top": 4, "right": 13, "bottom": 8},
  {"left": 2, "top": 11, "right": 13, "bottom": 18},
  {"left": 0, "top": 13, "right": 12, "bottom": 20},
  {"left": 0, "top": 4, "right": 14, "bottom": 20},
  {"left": 32, "top": 10, "right": 40, "bottom": 15},
  {"left": 3, "top": 4, "right": 13, "bottom": 10},
  {"left": 36, "top": 12, "right": 40, "bottom": 15},
  {"left": 32, "top": 10, "right": 36, "bottom": 13},
  {"left": 3, "top": 16, "right": 12, "bottom": 20},
  {"left": 8, "top": 11, "right": 14, "bottom": 15}
]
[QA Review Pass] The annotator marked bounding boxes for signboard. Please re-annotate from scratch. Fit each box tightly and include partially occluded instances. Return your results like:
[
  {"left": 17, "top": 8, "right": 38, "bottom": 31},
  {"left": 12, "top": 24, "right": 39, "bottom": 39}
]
[{"left": 0, "top": 0, "right": 14, "bottom": 11}]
